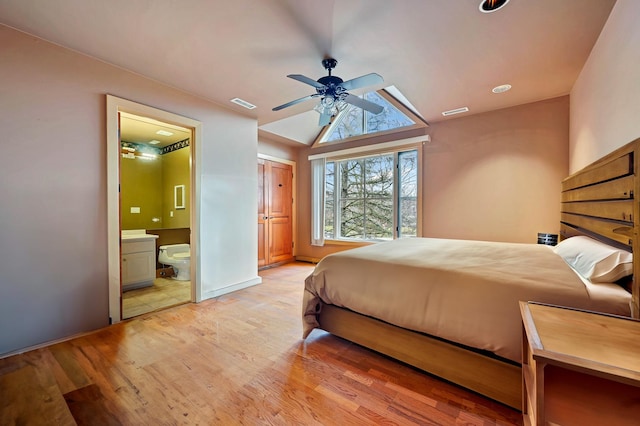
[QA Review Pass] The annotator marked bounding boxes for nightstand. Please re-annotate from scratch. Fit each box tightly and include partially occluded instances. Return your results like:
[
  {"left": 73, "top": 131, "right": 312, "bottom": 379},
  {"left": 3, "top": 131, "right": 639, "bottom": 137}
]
[{"left": 520, "top": 301, "right": 640, "bottom": 426}]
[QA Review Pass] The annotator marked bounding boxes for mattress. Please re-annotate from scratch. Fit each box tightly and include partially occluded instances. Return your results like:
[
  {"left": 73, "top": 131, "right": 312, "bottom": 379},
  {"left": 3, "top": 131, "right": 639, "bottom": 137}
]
[{"left": 303, "top": 238, "right": 631, "bottom": 362}]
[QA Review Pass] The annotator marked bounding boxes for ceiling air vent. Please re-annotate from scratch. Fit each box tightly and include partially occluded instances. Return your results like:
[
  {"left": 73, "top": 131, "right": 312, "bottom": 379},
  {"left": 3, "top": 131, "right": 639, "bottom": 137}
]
[
  {"left": 442, "top": 107, "right": 469, "bottom": 117},
  {"left": 231, "top": 98, "right": 257, "bottom": 110}
]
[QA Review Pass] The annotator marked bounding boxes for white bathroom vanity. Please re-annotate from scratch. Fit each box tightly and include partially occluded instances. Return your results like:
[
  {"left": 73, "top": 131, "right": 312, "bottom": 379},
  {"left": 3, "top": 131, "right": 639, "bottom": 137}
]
[{"left": 121, "top": 230, "right": 159, "bottom": 291}]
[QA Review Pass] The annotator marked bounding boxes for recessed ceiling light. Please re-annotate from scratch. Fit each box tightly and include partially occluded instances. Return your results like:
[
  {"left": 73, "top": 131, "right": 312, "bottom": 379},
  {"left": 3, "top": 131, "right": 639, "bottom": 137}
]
[
  {"left": 141, "top": 153, "right": 157, "bottom": 159},
  {"left": 148, "top": 140, "right": 161, "bottom": 145},
  {"left": 156, "top": 130, "right": 173, "bottom": 136},
  {"left": 479, "top": 0, "right": 510, "bottom": 13},
  {"left": 231, "top": 98, "right": 257, "bottom": 110},
  {"left": 492, "top": 84, "right": 512, "bottom": 94},
  {"left": 442, "top": 107, "right": 469, "bottom": 116}
]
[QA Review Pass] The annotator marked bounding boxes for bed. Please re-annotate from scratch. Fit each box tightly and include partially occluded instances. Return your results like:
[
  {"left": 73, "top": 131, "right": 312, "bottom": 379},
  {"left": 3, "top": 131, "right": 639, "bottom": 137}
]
[{"left": 302, "top": 137, "right": 640, "bottom": 410}]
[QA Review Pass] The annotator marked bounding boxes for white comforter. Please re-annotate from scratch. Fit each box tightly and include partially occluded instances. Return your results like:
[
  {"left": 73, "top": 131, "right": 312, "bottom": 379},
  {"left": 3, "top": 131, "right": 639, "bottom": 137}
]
[{"left": 303, "top": 238, "right": 631, "bottom": 362}]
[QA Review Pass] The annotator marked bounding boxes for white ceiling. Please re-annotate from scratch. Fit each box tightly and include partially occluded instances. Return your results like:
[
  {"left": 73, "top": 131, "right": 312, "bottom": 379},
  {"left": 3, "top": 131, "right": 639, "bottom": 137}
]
[
  {"left": 0, "top": 0, "right": 616, "bottom": 145},
  {"left": 120, "top": 113, "right": 192, "bottom": 149}
]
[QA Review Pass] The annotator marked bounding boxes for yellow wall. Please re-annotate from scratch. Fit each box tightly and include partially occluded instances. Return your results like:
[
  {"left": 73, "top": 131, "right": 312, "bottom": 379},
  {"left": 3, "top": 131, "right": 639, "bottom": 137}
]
[
  {"left": 162, "top": 147, "right": 191, "bottom": 229},
  {"left": 120, "top": 155, "right": 163, "bottom": 229},
  {"left": 120, "top": 146, "right": 190, "bottom": 230}
]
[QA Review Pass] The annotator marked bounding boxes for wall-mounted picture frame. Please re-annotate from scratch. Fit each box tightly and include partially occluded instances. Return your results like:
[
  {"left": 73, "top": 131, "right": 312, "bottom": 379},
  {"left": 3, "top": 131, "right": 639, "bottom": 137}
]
[{"left": 174, "top": 184, "right": 185, "bottom": 209}]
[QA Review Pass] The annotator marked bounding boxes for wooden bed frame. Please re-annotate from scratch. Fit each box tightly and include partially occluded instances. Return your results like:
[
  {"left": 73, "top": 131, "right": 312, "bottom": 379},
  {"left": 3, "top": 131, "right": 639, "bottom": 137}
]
[{"left": 314, "top": 137, "right": 640, "bottom": 410}]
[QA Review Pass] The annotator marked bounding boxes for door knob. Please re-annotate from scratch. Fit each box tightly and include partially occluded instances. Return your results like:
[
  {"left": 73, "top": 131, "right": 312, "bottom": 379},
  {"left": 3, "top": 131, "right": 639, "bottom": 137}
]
[{"left": 263, "top": 216, "right": 268, "bottom": 220}]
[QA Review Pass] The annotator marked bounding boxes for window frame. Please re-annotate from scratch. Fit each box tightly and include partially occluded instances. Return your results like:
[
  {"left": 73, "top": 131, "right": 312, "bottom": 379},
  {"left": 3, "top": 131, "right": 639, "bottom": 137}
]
[
  {"left": 310, "top": 138, "right": 424, "bottom": 245},
  {"left": 312, "top": 89, "right": 428, "bottom": 147},
  {"left": 328, "top": 153, "right": 397, "bottom": 240}
]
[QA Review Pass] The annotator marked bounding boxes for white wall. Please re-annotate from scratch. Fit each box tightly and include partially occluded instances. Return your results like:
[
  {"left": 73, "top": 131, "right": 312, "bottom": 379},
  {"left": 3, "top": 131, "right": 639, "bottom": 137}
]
[
  {"left": 0, "top": 25, "right": 259, "bottom": 355},
  {"left": 570, "top": 0, "right": 640, "bottom": 172},
  {"left": 200, "top": 115, "right": 261, "bottom": 299}
]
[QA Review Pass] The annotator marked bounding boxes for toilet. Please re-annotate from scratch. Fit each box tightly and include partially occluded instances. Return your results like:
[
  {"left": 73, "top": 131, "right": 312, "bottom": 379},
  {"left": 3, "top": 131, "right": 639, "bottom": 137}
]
[{"left": 158, "top": 244, "right": 191, "bottom": 281}]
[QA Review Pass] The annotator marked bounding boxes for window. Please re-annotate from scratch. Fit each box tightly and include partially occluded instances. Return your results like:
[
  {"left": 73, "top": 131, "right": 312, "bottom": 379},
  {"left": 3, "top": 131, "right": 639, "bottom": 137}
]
[
  {"left": 323, "top": 149, "right": 418, "bottom": 241},
  {"left": 323, "top": 92, "right": 416, "bottom": 143},
  {"left": 315, "top": 87, "right": 428, "bottom": 146}
]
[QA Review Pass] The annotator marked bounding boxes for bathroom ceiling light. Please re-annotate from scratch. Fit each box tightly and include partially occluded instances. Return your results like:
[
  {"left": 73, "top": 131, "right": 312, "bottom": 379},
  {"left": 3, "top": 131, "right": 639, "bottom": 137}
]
[
  {"left": 479, "top": 0, "right": 510, "bottom": 13},
  {"left": 492, "top": 84, "right": 512, "bottom": 94},
  {"left": 442, "top": 107, "right": 469, "bottom": 116},
  {"left": 156, "top": 129, "right": 174, "bottom": 136},
  {"left": 148, "top": 140, "right": 161, "bottom": 145},
  {"left": 231, "top": 97, "right": 257, "bottom": 110},
  {"left": 139, "top": 153, "right": 157, "bottom": 160}
]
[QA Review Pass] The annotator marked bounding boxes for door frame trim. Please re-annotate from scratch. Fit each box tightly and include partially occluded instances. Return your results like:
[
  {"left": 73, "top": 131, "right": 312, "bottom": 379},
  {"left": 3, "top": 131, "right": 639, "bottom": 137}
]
[
  {"left": 257, "top": 154, "right": 297, "bottom": 258},
  {"left": 106, "top": 95, "right": 202, "bottom": 323}
]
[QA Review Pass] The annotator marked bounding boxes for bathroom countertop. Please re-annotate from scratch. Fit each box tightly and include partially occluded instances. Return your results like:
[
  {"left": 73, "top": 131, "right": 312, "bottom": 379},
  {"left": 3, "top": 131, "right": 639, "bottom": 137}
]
[{"left": 121, "top": 230, "right": 159, "bottom": 242}]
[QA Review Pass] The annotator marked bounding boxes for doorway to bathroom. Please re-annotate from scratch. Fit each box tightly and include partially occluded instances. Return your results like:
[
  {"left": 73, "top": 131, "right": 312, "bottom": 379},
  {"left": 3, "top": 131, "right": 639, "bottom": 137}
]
[
  {"left": 106, "top": 95, "right": 202, "bottom": 324},
  {"left": 119, "top": 112, "right": 192, "bottom": 319}
]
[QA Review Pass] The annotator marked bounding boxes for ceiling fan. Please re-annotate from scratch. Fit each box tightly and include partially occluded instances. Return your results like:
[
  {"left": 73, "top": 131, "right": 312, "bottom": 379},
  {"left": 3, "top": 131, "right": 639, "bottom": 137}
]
[{"left": 272, "top": 58, "right": 384, "bottom": 126}]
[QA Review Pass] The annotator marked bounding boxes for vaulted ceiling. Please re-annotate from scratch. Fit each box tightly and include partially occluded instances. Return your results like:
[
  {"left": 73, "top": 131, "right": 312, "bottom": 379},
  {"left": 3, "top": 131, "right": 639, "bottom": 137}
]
[{"left": 0, "top": 0, "right": 616, "bottom": 145}]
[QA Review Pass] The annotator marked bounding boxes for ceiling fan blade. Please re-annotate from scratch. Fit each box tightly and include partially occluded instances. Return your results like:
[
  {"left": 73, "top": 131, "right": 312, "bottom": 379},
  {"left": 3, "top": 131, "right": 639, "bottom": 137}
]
[
  {"left": 344, "top": 94, "right": 384, "bottom": 115},
  {"left": 339, "top": 73, "right": 384, "bottom": 91},
  {"left": 272, "top": 94, "right": 318, "bottom": 111},
  {"left": 287, "top": 74, "right": 326, "bottom": 89},
  {"left": 318, "top": 112, "right": 332, "bottom": 127}
]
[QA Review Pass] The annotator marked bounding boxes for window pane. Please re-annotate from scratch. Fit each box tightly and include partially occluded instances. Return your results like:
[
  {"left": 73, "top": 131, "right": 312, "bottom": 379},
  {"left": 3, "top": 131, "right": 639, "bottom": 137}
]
[
  {"left": 365, "top": 198, "right": 393, "bottom": 239},
  {"left": 322, "top": 149, "right": 419, "bottom": 241},
  {"left": 340, "top": 198, "right": 365, "bottom": 238},
  {"left": 325, "top": 199, "right": 335, "bottom": 239},
  {"left": 364, "top": 155, "right": 393, "bottom": 198},
  {"left": 321, "top": 90, "right": 418, "bottom": 143},
  {"left": 365, "top": 92, "right": 415, "bottom": 134},
  {"left": 398, "top": 150, "right": 418, "bottom": 237},
  {"left": 324, "top": 162, "right": 335, "bottom": 239},
  {"left": 399, "top": 198, "right": 417, "bottom": 237},
  {"left": 325, "top": 105, "right": 363, "bottom": 141},
  {"left": 340, "top": 160, "right": 363, "bottom": 198}
]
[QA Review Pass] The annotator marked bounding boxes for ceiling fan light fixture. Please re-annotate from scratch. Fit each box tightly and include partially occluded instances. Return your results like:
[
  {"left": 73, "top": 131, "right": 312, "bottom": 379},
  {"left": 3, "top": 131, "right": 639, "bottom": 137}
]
[
  {"left": 273, "top": 58, "right": 384, "bottom": 125},
  {"left": 314, "top": 97, "right": 348, "bottom": 117},
  {"left": 479, "top": 0, "right": 510, "bottom": 13},
  {"left": 321, "top": 96, "right": 335, "bottom": 108}
]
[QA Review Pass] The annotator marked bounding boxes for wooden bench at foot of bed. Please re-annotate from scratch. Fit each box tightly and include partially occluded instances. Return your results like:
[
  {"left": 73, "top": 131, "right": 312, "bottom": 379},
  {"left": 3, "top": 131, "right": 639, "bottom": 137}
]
[{"left": 318, "top": 304, "right": 522, "bottom": 409}]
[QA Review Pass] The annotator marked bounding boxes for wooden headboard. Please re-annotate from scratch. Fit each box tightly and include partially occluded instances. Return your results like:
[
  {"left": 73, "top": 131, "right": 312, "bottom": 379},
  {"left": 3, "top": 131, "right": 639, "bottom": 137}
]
[{"left": 560, "top": 138, "right": 640, "bottom": 318}]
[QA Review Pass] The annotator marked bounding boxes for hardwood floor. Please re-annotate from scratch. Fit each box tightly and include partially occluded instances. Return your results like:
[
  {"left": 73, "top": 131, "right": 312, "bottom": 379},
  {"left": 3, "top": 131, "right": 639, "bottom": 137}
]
[
  {"left": 0, "top": 262, "right": 522, "bottom": 425},
  {"left": 122, "top": 277, "right": 191, "bottom": 319}
]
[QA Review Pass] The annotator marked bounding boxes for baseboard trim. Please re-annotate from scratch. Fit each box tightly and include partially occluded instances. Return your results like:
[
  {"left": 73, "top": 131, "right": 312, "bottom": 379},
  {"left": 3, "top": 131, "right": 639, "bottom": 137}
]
[
  {"left": 1, "top": 328, "right": 103, "bottom": 360},
  {"left": 201, "top": 276, "right": 262, "bottom": 300},
  {"left": 294, "top": 256, "right": 320, "bottom": 264}
]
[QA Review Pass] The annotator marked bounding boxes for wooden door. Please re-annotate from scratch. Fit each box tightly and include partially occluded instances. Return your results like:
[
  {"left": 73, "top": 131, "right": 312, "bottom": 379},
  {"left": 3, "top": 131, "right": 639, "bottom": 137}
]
[
  {"left": 258, "top": 159, "right": 268, "bottom": 267},
  {"left": 258, "top": 159, "right": 293, "bottom": 267}
]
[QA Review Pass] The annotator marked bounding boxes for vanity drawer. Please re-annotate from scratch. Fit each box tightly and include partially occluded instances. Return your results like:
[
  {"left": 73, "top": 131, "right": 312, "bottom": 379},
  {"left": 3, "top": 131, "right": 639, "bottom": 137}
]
[{"left": 122, "top": 240, "right": 155, "bottom": 254}]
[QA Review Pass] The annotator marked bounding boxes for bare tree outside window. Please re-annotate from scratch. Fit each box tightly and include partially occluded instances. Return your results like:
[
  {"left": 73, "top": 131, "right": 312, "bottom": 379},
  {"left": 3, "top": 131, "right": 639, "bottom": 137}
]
[
  {"left": 325, "top": 149, "right": 418, "bottom": 240},
  {"left": 324, "top": 92, "right": 415, "bottom": 142},
  {"left": 398, "top": 150, "right": 418, "bottom": 237}
]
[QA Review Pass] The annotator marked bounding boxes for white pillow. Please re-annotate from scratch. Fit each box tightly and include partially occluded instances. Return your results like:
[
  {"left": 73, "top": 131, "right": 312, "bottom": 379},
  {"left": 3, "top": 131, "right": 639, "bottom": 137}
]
[{"left": 553, "top": 236, "right": 633, "bottom": 283}]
